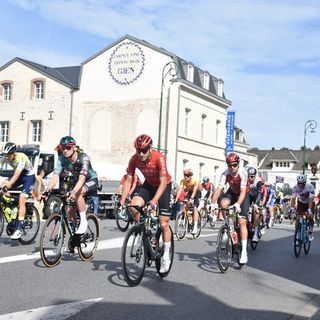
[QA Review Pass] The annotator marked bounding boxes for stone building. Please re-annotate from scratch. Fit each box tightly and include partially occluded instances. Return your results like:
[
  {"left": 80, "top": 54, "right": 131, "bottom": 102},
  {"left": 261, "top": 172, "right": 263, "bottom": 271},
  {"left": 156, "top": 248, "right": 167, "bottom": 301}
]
[{"left": 0, "top": 34, "right": 256, "bottom": 183}]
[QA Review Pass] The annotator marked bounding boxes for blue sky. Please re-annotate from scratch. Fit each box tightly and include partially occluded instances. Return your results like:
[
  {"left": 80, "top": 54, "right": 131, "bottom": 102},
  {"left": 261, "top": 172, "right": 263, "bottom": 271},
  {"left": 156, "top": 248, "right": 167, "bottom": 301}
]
[{"left": 1, "top": 0, "right": 320, "bottom": 150}]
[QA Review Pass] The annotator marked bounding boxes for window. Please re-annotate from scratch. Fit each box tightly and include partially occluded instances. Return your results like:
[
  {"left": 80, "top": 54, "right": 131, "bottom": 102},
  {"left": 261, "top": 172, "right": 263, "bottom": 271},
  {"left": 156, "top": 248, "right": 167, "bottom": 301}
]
[
  {"left": 0, "top": 121, "right": 9, "bottom": 142},
  {"left": 216, "top": 119, "right": 221, "bottom": 144},
  {"left": 31, "top": 120, "right": 42, "bottom": 143},
  {"left": 199, "top": 162, "right": 204, "bottom": 181},
  {"left": 201, "top": 114, "right": 207, "bottom": 140},
  {"left": 185, "top": 108, "right": 191, "bottom": 136},
  {"left": 34, "top": 81, "right": 44, "bottom": 99},
  {"left": 187, "top": 64, "right": 194, "bottom": 82},
  {"left": 217, "top": 79, "right": 224, "bottom": 97},
  {"left": 203, "top": 73, "right": 209, "bottom": 90},
  {"left": 2, "top": 83, "right": 12, "bottom": 101}
]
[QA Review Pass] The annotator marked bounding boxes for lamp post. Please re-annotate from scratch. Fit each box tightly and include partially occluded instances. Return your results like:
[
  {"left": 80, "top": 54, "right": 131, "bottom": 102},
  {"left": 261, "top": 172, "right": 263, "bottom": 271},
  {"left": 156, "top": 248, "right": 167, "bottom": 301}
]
[
  {"left": 158, "top": 61, "right": 178, "bottom": 151},
  {"left": 302, "top": 120, "right": 317, "bottom": 174}
]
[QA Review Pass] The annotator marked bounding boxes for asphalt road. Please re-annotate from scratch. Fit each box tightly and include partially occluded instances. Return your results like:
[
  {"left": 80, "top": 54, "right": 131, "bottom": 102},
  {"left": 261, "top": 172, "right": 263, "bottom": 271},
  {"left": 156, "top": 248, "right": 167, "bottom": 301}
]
[{"left": 0, "top": 217, "right": 320, "bottom": 320}]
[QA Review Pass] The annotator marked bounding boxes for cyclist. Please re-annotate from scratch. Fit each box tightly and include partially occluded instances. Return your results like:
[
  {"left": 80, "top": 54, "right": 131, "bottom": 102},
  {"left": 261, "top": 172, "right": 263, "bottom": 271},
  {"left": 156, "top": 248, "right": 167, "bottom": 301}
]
[
  {"left": 290, "top": 174, "right": 315, "bottom": 240},
  {"left": 0, "top": 142, "right": 36, "bottom": 239},
  {"left": 199, "top": 176, "right": 216, "bottom": 222},
  {"left": 247, "top": 167, "right": 266, "bottom": 242},
  {"left": 119, "top": 134, "right": 172, "bottom": 273},
  {"left": 44, "top": 136, "right": 98, "bottom": 235},
  {"left": 175, "top": 168, "right": 201, "bottom": 234},
  {"left": 211, "top": 152, "right": 249, "bottom": 264},
  {"left": 265, "top": 181, "right": 276, "bottom": 228}
]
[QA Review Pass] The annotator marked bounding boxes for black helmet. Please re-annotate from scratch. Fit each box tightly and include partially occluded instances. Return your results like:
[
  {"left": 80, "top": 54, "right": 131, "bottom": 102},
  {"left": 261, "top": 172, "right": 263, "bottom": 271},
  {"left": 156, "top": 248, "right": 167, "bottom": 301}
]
[
  {"left": 3, "top": 142, "right": 16, "bottom": 155},
  {"left": 60, "top": 136, "right": 76, "bottom": 146},
  {"left": 247, "top": 167, "right": 257, "bottom": 176},
  {"left": 203, "top": 176, "right": 209, "bottom": 183}
]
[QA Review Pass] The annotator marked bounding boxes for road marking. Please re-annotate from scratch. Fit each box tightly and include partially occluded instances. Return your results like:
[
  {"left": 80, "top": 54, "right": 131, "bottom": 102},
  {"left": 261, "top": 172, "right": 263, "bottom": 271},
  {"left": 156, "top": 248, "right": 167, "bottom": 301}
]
[{"left": 0, "top": 297, "right": 103, "bottom": 320}]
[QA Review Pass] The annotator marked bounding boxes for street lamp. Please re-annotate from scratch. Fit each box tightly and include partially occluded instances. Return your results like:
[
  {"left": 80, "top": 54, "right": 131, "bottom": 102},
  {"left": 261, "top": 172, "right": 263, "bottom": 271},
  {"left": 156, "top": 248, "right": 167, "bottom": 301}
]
[
  {"left": 158, "top": 61, "right": 178, "bottom": 151},
  {"left": 302, "top": 120, "right": 317, "bottom": 174}
]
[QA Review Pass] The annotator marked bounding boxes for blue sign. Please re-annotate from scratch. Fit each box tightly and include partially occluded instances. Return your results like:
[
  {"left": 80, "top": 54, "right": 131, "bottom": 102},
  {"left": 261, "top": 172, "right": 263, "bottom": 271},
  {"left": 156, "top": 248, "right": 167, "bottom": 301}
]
[{"left": 225, "top": 111, "right": 235, "bottom": 152}]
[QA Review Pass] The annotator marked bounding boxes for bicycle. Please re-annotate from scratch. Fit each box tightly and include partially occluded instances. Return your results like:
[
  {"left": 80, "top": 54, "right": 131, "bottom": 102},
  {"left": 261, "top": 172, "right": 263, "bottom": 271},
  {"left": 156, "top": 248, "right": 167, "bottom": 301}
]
[
  {"left": 113, "top": 194, "right": 134, "bottom": 232},
  {"left": 39, "top": 192, "right": 100, "bottom": 267},
  {"left": 121, "top": 204, "right": 174, "bottom": 287},
  {"left": 274, "top": 204, "right": 283, "bottom": 224},
  {"left": 247, "top": 206, "right": 264, "bottom": 251},
  {"left": 0, "top": 188, "right": 40, "bottom": 244},
  {"left": 216, "top": 206, "right": 246, "bottom": 273},
  {"left": 293, "top": 212, "right": 312, "bottom": 258},
  {"left": 199, "top": 198, "right": 216, "bottom": 228},
  {"left": 175, "top": 201, "right": 202, "bottom": 240}
]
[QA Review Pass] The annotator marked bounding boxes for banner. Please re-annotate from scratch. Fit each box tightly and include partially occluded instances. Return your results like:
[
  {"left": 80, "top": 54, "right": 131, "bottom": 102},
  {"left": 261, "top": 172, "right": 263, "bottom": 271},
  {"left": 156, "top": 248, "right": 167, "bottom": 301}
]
[
  {"left": 276, "top": 176, "right": 284, "bottom": 183},
  {"left": 225, "top": 111, "right": 235, "bottom": 152}
]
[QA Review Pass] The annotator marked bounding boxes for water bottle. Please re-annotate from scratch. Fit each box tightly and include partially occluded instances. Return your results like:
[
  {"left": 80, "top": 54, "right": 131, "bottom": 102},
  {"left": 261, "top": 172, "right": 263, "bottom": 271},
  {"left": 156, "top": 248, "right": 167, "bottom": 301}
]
[
  {"left": 3, "top": 206, "right": 12, "bottom": 223},
  {"left": 10, "top": 207, "right": 18, "bottom": 220}
]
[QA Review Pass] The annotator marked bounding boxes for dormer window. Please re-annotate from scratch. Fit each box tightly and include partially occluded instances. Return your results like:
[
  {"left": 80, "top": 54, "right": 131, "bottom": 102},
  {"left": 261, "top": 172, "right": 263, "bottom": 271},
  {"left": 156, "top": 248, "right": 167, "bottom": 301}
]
[
  {"left": 203, "top": 73, "right": 209, "bottom": 90},
  {"left": 1, "top": 81, "right": 13, "bottom": 101},
  {"left": 217, "top": 79, "right": 224, "bottom": 97},
  {"left": 187, "top": 64, "right": 194, "bottom": 82},
  {"left": 31, "top": 78, "right": 45, "bottom": 99}
]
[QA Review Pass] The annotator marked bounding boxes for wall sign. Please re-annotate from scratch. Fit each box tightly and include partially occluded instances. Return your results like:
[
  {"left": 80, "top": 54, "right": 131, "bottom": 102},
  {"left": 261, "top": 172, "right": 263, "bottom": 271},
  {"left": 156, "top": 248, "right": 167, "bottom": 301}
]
[
  {"left": 225, "top": 111, "right": 235, "bottom": 152},
  {"left": 108, "top": 41, "right": 145, "bottom": 85}
]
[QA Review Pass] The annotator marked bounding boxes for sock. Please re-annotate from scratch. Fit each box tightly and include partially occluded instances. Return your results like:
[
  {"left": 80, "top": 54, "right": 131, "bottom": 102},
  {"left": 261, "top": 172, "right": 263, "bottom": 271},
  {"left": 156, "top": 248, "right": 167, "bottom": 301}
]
[
  {"left": 254, "top": 227, "right": 258, "bottom": 236},
  {"left": 163, "top": 242, "right": 171, "bottom": 257},
  {"left": 241, "top": 239, "right": 247, "bottom": 254}
]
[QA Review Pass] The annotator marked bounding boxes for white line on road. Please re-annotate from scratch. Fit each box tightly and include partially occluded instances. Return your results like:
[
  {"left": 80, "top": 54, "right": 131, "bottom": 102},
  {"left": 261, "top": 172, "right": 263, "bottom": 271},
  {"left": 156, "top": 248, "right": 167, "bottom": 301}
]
[{"left": 0, "top": 297, "right": 103, "bottom": 320}]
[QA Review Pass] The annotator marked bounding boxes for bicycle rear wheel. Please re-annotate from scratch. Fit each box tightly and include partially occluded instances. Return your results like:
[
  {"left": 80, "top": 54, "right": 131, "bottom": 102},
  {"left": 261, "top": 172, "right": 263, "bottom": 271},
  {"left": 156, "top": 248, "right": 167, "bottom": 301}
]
[
  {"left": 294, "top": 225, "right": 302, "bottom": 258},
  {"left": 216, "top": 225, "right": 232, "bottom": 273},
  {"left": 19, "top": 205, "right": 40, "bottom": 245},
  {"left": 78, "top": 213, "right": 100, "bottom": 261},
  {"left": 40, "top": 213, "right": 66, "bottom": 267},
  {"left": 121, "top": 225, "right": 147, "bottom": 287},
  {"left": 155, "top": 225, "right": 174, "bottom": 278},
  {"left": 175, "top": 211, "right": 186, "bottom": 240},
  {"left": 0, "top": 212, "right": 4, "bottom": 237},
  {"left": 115, "top": 206, "right": 130, "bottom": 232},
  {"left": 199, "top": 208, "right": 207, "bottom": 228},
  {"left": 193, "top": 219, "right": 202, "bottom": 239}
]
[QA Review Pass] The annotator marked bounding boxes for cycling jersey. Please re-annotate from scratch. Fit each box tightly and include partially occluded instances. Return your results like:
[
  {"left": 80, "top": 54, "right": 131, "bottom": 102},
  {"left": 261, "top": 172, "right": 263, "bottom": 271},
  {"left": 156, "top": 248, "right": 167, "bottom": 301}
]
[
  {"left": 179, "top": 178, "right": 199, "bottom": 192},
  {"left": 0, "top": 152, "right": 35, "bottom": 176},
  {"left": 248, "top": 177, "right": 264, "bottom": 205},
  {"left": 54, "top": 152, "right": 97, "bottom": 181},
  {"left": 267, "top": 187, "right": 276, "bottom": 206},
  {"left": 127, "top": 150, "right": 171, "bottom": 187},
  {"left": 200, "top": 182, "right": 214, "bottom": 192},
  {"left": 218, "top": 168, "right": 247, "bottom": 195},
  {"left": 292, "top": 183, "right": 315, "bottom": 204}
]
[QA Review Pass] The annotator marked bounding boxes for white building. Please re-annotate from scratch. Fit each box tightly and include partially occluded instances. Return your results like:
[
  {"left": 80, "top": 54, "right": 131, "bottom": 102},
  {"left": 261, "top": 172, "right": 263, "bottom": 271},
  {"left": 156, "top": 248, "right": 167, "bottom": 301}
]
[{"left": 0, "top": 34, "right": 256, "bottom": 183}]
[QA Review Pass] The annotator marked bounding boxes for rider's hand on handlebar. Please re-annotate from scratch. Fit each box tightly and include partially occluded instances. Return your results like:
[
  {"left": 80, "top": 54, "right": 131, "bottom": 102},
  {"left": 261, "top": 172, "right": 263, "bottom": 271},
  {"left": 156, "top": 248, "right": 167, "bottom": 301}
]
[
  {"left": 210, "top": 203, "right": 218, "bottom": 212},
  {"left": 41, "top": 190, "right": 50, "bottom": 199},
  {"left": 307, "top": 208, "right": 312, "bottom": 216},
  {"left": 67, "top": 190, "right": 76, "bottom": 202},
  {"left": 0, "top": 186, "right": 8, "bottom": 194},
  {"left": 148, "top": 200, "right": 158, "bottom": 211},
  {"left": 233, "top": 202, "right": 241, "bottom": 213}
]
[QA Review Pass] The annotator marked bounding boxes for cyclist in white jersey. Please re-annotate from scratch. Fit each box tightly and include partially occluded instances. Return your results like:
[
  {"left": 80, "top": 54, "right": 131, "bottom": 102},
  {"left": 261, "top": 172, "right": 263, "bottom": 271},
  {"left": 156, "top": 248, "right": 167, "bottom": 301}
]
[{"left": 290, "top": 174, "right": 315, "bottom": 239}]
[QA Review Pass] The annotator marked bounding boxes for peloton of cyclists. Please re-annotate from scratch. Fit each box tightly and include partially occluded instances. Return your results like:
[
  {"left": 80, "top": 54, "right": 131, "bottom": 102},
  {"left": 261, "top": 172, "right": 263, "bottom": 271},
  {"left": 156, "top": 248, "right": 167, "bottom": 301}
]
[
  {"left": 175, "top": 168, "right": 201, "bottom": 235},
  {"left": 211, "top": 152, "right": 249, "bottom": 265},
  {"left": 290, "top": 174, "right": 315, "bottom": 240},
  {"left": 199, "top": 176, "right": 215, "bottom": 221},
  {"left": 119, "top": 134, "right": 172, "bottom": 273}
]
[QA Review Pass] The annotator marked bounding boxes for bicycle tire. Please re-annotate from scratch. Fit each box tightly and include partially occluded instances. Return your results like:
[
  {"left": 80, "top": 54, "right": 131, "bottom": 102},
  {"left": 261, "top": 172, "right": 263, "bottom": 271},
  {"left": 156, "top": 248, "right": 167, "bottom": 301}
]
[
  {"left": 175, "top": 211, "right": 186, "bottom": 240},
  {"left": 40, "top": 213, "right": 66, "bottom": 267},
  {"left": 18, "top": 205, "right": 40, "bottom": 245},
  {"left": 216, "top": 225, "right": 232, "bottom": 273},
  {"left": 199, "top": 208, "right": 207, "bottom": 228},
  {"left": 250, "top": 236, "right": 258, "bottom": 250},
  {"left": 78, "top": 213, "right": 100, "bottom": 261},
  {"left": 193, "top": 219, "right": 202, "bottom": 239},
  {"left": 0, "top": 212, "right": 4, "bottom": 237},
  {"left": 121, "top": 225, "right": 147, "bottom": 287},
  {"left": 304, "top": 239, "right": 311, "bottom": 255},
  {"left": 115, "top": 206, "right": 130, "bottom": 232},
  {"left": 155, "top": 225, "right": 174, "bottom": 278},
  {"left": 294, "top": 225, "right": 302, "bottom": 258}
]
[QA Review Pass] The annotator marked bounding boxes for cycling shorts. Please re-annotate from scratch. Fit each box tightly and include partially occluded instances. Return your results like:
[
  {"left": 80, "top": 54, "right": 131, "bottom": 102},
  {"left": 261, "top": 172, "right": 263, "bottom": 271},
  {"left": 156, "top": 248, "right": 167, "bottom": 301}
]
[
  {"left": 220, "top": 188, "right": 248, "bottom": 219},
  {"left": 13, "top": 174, "right": 36, "bottom": 197},
  {"left": 84, "top": 178, "right": 98, "bottom": 196},
  {"left": 185, "top": 190, "right": 201, "bottom": 207},
  {"left": 132, "top": 181, "right": 172, "bottom": 216}
]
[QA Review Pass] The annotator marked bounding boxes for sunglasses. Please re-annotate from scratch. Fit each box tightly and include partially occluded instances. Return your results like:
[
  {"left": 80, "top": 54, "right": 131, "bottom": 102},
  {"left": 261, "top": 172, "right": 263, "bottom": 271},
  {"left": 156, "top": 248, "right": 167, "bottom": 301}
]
[
  {"left": 136, "top": 147, "right": 150, "bottom": 155},
  {"left": 249, "top": 175, "right": 255, "bottom": 179},
  {"left": 184, "top": 174, "right": 191, "bottom": 178},
  {"left": 298, "top": 182, "right": 305, "bottom": 186},
  {"left": 62, "top": 145, "right": 73, "bottom": 151},
  {"left": 228, "top": 163, "right": 238, "bottom": 168}
]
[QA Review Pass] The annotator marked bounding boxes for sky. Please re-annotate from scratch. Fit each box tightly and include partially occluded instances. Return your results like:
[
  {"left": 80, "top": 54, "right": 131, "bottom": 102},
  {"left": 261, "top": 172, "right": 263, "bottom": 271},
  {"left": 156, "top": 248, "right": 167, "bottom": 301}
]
[{"left": 0, "top": 0, "right": 319, "bottom": 150}]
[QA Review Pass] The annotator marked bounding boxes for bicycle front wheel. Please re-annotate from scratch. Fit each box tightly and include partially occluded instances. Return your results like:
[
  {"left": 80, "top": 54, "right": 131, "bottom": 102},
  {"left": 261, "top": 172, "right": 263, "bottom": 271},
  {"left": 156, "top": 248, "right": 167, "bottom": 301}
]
[
  {"left": 40, "top": 213, "right": 66, "bottom": 267},
  {"left": 216, "top": 225, "right": 232, "bottom": 273},
  {"left": 19, "top": 205, "right": 40, "bottom": 245},
  {"left": 294, "top": 225, "right": 302, "bottom": 258},
  {"left": 199, "top": 208, "right": 207, "bottom": 228},
  {"left": 175, "top": 212, "right": 186, "bottom": 240},
  {"left": 115, "top": 206, "right": 130, "bottom": 232},
  {"left": 78, "top": 213, "right": 100, "bottom": 261},
  {"left": 155, "top": 225, "right": 174, "bottom": 278},
  {"left": 121, "top": 225, "right": 147, "bottom": 287},
  {"left": 193, "top": 219, "right": 202, "bottom": 239}
]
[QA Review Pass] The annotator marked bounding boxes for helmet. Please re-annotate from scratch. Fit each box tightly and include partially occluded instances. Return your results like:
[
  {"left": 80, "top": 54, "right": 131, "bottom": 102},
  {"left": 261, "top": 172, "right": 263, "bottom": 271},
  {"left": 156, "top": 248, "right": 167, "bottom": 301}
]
[
  {"left": 183, "top": 168, "right": 193, "bottom": 176},
  {"left": 297, "top": 174, "right": 307, "bottom": 184},
  {"left": 60, "top": 136, "right": 76, "bottom": 146},
  {"left": 3, "top": 142, "right": 16, "bottom": 155},
  {"left": 134, "top": 134, "right": 152, "bottom": 150},
  {"left": 203, "top": 176, "right": 209, "bottom": 183},
  {"left": 247, "top": 167, "right": 257, "bottom": 176},
  {"left": 226, "top": 152, "right": 240, "bottom": 164},
  {"left": 264, "top": 181, "right": 270, "bottom": 187}
]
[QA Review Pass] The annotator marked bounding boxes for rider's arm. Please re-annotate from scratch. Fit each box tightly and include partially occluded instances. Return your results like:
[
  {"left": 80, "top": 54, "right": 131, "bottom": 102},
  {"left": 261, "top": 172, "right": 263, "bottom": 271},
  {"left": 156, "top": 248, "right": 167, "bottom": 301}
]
[
  {"left": 129, "top": 174, "right": 138, "bottom": 195},
  {"left": 72, "top": 174, "right": 86, "bottom": 195},
  {"left": 7, "top": 168, "right": 22, "bottom": 188},
  {"left": 46, "top": 173, "right": 59, "bottom": 192},
  {"left": 190, "top": 181, "right": 199, "bottom": 200},
  {"left": 211, "top": 186, "right": 223, "bottom": 204},
  {"left": 120, "top": 174, "right": 133, "bottom": 206}
]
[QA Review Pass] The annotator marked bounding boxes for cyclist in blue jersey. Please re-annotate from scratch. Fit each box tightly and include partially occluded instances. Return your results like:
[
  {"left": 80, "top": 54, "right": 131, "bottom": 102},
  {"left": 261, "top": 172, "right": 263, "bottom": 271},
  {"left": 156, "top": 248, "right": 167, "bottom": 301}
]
[
  {"left": 265, "top": 181, "right": 276, "bottom": 227},
  {"left": 44, "top": 136, "right": 98, "bottom": 234}
]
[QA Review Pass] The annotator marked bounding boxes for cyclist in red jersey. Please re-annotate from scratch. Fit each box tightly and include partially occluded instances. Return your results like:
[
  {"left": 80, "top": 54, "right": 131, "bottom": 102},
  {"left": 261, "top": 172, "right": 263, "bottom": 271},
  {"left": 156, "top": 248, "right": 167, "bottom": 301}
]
[
  {"left": 211, "top": 153, "right": 249, "bottom": 264},
  {"left": 120, "top": 134, "right": 172, "bottom": 273}
]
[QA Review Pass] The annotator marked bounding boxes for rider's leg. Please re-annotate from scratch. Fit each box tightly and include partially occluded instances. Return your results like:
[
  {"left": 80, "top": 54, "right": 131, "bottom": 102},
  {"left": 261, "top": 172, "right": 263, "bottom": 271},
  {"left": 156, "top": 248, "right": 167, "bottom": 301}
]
[{"left": 75, "top": 188, "right": 88, "bottom": 234}]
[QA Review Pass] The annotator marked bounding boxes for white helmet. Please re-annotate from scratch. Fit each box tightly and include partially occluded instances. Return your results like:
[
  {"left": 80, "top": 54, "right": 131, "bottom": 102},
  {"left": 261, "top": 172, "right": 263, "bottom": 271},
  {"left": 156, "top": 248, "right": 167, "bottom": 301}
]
[{"left": 297, "top": 174, "right": 307, "bottom": 184}]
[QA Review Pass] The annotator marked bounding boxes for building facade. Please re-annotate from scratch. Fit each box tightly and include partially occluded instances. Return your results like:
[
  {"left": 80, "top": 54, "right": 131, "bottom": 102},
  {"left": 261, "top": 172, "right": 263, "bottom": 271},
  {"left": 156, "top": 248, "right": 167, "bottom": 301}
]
[{"left": 0, "top": 34, "right": 256, "bottom": 183}]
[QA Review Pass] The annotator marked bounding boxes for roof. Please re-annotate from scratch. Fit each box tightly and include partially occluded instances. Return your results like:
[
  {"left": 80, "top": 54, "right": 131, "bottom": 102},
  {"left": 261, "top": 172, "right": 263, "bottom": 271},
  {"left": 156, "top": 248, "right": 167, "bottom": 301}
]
[
  {"left": 249, "top": 149, "right": 320, "bottom": 170},
  {"left": 0, "top": 57, "right": 80, "bottom": 89}
]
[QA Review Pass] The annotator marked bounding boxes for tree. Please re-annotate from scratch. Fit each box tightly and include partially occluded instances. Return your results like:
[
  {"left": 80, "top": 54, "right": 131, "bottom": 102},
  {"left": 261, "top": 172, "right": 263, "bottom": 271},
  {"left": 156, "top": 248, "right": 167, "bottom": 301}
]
[{"left": 314, "top": 145, "right": 320, "bottom": 151}]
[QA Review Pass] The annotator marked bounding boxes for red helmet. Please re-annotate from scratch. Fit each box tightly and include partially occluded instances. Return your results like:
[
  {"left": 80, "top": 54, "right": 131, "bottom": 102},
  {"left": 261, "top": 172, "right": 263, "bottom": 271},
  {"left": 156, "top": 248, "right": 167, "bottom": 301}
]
[
  {"left": 134, "top": 134, "right": 153, "bottom": 150},
  {"left": 183, "top": 168, "right": 193, "bottom": 176},
  {"left": 226, "top": 152, "right": 240, "bottom": 164}
]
